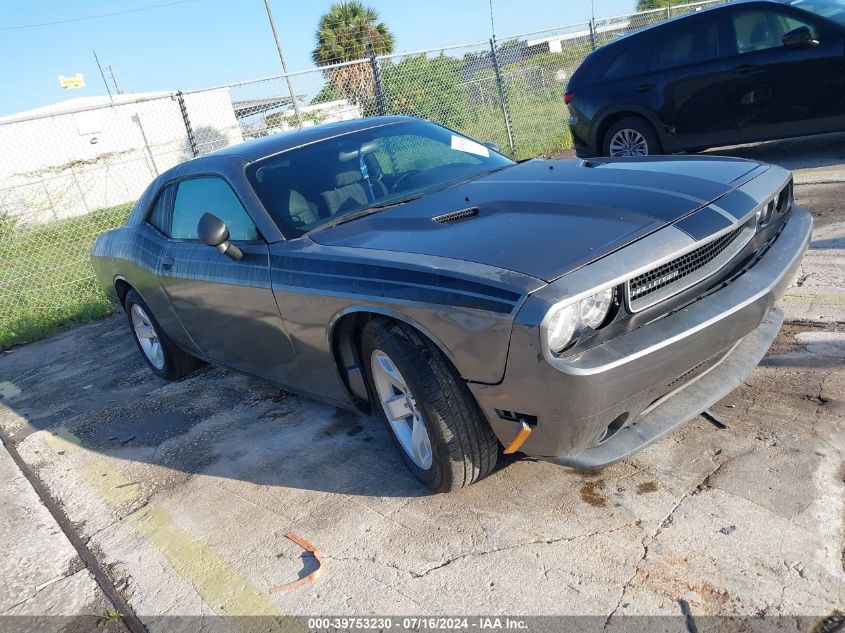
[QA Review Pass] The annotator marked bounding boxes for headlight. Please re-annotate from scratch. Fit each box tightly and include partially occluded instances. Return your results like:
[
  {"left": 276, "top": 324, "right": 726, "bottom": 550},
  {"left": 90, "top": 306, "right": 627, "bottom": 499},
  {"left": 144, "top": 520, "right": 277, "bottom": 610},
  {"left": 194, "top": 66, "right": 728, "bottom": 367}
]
[
  {"left": 546, "top": 303, "right": 580, "bottom": 353},
  {"left": 580, "top": 287, "right": 614, "bottom": 329},
  {"left": 545, "top": 288, "right": 616, "bottom": 353}
]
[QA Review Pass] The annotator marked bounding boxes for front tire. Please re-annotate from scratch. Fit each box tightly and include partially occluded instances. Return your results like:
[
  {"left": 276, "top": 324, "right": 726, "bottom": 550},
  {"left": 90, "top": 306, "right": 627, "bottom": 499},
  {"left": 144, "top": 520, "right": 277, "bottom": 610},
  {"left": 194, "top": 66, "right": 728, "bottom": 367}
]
[
  {"left": 603, "top": 116, "right": 662, "bottom": 157},
  {"left": 124, "top": 289, "right": 200, "bottom": 380},
  {"left": 361, "top": 319, "right": 500, "bottom": 493}
]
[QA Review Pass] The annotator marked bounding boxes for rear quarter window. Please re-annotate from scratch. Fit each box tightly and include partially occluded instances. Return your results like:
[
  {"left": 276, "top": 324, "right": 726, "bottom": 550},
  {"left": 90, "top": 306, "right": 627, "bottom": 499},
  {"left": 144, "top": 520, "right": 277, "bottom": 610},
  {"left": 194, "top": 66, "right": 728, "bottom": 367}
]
[
  {"left": 600, "top": 39, "right": 650, "bottom": 81},
  {"left": 646, "top": 15, "right": 719, "bottom": 72},
  {"left": 146, "top": 184, "right": 175, "bottom": 235}
]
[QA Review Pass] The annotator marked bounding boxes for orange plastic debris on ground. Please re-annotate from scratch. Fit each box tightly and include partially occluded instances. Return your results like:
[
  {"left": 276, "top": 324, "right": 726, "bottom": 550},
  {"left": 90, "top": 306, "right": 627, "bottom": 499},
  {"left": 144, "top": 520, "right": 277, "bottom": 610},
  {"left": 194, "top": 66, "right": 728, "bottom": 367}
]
[{"left": 270, "top": 532, "right": 323, "bottom": 593}]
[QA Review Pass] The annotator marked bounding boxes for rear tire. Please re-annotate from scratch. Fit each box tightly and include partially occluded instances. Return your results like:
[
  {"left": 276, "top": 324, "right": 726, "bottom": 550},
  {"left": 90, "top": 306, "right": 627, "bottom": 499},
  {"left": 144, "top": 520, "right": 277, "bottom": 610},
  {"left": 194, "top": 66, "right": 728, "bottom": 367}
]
[
  {"left": 603, "top": 116, "right": 662, "bottom": 157},
  {"left": 361, "top": 318, "right": 500, "bottom": 493},
  {"left": 124, "top": 289, "right": 201, "bottom": 380}
]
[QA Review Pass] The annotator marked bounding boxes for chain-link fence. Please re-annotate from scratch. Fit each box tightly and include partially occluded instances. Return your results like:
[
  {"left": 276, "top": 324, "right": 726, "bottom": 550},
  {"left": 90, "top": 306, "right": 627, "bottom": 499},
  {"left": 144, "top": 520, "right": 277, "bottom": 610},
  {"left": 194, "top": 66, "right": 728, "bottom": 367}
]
[{"left": 0, "top": 0, "right": 725, "bottom": 348}]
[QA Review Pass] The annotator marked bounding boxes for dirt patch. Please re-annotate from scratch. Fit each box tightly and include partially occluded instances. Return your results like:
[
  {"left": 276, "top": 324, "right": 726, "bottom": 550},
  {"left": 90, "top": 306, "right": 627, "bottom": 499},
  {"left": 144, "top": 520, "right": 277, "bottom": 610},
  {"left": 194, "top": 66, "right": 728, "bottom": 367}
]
[
  {"left": 580, "top": 480, "right": 607, "bottom": 507},
  {"left": 695, "top": 581, "right": 731, "bottom": 607},
  {"left": 765, "top": 323, "right": 835, "bottom": 357},
  {"left": 796, "top": 182, "right": 845, "bottom": 229},
  {"left": 323, "top": 408, "right": 365, "bottom": 437},
  {"left": 636, "top": 481, "right": 659, "bottom": 495}
]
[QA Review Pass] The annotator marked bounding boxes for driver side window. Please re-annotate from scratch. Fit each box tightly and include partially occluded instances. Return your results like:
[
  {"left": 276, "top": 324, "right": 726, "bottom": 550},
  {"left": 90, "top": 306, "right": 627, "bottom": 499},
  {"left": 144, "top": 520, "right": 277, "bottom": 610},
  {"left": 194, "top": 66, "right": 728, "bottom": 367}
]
[
  {"left": 733, "top": 9, "right": 816, "bottom": 54},
  {"left": 171, "top": 177, "right": 258, "bottom": 241}
]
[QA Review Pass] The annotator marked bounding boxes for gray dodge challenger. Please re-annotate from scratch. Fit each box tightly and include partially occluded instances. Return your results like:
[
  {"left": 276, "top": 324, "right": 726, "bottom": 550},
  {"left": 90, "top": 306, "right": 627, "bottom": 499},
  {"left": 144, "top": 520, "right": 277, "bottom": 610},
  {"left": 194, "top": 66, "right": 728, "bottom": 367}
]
[{"left": 91, "top": 116, "right": 812, "bottom": 492}]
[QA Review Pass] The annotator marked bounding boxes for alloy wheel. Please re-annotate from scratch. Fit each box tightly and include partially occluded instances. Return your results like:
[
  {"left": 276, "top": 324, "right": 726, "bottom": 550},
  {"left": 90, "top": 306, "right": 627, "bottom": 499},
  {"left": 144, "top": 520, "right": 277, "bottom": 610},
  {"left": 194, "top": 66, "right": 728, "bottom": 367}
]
[
  {"left": 130, "top": 304, "right": 165, "bottom": 370},
  {"left": 609, "top": 129, "right": 649, "bottom": 157},
  {"left": 370, "top": 349, "right": 433, "bottom": 470}
]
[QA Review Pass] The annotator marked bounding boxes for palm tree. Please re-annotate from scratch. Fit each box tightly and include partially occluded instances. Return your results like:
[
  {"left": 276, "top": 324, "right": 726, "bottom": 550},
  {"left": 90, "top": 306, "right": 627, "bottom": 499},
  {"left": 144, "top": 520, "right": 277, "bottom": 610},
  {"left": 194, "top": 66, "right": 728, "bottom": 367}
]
[{"left": 311, "top": 2, "right": 395, "bottom": 106}]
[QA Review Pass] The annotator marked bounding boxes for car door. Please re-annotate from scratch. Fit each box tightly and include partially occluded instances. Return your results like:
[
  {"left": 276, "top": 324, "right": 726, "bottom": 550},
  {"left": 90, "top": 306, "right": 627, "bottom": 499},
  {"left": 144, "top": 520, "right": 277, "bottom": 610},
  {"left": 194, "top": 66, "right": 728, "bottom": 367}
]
[
  {"left": 156, "top": 175, "right": 301, "bottom": 387},
  {"left": 638, "top": 12, "right": 740, "bottom": 151},
  {"left": 725, "top": 4, "right": 845, "bottom": 142}
]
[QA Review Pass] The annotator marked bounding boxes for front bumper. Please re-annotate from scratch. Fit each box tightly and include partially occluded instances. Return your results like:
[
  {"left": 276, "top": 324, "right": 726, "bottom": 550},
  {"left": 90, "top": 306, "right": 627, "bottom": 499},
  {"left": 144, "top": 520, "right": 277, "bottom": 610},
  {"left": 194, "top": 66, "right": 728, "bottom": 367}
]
[{"left": 469, "top": 208, "right": 813, "bottom": 468}]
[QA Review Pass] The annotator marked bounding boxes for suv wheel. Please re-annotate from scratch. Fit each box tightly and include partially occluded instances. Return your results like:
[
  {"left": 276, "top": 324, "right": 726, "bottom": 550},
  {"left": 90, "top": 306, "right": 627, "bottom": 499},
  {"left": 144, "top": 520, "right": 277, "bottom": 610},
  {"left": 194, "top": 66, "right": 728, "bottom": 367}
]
[{"left": 603, "top": 116, "right": 661, "bottom": 157}]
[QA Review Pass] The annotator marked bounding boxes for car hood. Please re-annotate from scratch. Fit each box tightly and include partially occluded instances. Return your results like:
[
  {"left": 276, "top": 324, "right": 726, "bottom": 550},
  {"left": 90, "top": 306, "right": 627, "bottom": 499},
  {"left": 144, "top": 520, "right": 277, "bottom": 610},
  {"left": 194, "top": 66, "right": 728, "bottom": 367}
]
[{"left": 309, "top": 156, "right": 767, "bottom": 282}]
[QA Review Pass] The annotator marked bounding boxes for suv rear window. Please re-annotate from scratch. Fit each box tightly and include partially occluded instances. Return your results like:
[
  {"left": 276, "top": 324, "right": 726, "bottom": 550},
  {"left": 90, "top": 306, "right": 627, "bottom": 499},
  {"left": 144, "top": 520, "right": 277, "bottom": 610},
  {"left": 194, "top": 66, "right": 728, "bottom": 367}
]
[
  {"left": 646, "top": 15, "right": 719, "bottom": 72},
  {"left": 601, "top": 40, "right": 649, "bottom": 81}
]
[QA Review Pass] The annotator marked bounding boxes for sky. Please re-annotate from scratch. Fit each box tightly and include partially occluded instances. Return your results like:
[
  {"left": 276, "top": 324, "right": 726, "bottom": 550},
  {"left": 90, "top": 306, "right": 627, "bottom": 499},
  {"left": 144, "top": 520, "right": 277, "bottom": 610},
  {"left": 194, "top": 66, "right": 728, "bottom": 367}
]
[{"left": 0, "top": 0, "right": 636, "bottom": 116}]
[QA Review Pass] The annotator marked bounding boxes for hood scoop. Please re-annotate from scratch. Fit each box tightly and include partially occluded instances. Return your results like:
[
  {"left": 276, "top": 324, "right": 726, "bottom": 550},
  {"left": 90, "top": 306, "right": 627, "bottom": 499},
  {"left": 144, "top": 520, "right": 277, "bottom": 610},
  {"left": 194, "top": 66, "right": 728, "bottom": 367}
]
[{"left": 433, "top": 207, "right": 479, "bottom": 224}]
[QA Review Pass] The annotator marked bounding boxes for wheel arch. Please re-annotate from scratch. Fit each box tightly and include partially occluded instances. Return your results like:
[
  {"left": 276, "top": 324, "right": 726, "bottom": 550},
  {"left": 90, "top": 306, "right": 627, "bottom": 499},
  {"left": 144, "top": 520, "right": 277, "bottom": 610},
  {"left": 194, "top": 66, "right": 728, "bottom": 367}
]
[
  {"left": 327, "top": 307, "right": 458, "bottom": 412},
  {"left": 113, "top": 276, "right": 134, "bottom": 310},
  {"left": 593, "top": 107, "right": 665, "bottom": 155}
]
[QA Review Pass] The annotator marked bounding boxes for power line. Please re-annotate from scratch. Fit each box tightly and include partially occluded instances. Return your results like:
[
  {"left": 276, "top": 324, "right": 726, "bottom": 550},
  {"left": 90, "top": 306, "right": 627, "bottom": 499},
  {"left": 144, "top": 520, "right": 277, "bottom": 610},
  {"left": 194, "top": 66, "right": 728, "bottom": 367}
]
[{"left": 0, "top": 0, "right": 200, "bottom": 32}]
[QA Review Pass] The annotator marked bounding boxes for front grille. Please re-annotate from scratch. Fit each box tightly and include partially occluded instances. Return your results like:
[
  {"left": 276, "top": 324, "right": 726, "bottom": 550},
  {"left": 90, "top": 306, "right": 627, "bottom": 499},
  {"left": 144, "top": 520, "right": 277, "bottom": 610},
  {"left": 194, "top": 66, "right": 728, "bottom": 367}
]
[{"left": 626, "top": 220, "right": 755, "bottom": 312}]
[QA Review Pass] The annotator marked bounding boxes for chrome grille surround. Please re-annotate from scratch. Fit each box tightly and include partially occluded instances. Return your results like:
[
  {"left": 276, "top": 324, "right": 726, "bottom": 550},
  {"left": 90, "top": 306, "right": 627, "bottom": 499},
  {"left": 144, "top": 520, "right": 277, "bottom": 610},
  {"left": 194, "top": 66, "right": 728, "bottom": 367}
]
[{"left": 625, "top": 218, "right": 757, "bottom": 313}]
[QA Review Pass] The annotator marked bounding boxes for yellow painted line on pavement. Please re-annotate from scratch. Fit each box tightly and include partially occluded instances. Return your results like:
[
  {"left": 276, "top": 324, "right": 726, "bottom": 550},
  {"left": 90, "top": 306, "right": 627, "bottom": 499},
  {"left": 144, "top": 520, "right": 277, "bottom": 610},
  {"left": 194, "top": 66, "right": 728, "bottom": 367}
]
[
  {"left": 130, "top": 506, "right": 286, "bottom": 619},
  {"left": 44, "top": 427, "right": 82, "bottom": 450},
  {"left": 784, "top": 290, "right": 845, "bottom": 305},
  {"left": 41, "top": 428, "right": 297, "bottom": 632},
  {"left": 78, "top": 460, "right": 143, "bottom": 507}
]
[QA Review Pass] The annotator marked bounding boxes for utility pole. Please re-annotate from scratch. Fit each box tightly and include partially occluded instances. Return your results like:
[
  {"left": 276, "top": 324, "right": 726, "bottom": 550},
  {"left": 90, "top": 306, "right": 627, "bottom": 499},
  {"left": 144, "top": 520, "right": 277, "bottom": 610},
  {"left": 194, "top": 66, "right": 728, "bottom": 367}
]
[
  {"left": 92, "top": 50, "right": 115, "bottom": 108},
  {"left": 108, "top": 65, "right": 121, "bottom": 94},
  {"left": 263, "top": 0, "right": 302, "bottom": 128}
]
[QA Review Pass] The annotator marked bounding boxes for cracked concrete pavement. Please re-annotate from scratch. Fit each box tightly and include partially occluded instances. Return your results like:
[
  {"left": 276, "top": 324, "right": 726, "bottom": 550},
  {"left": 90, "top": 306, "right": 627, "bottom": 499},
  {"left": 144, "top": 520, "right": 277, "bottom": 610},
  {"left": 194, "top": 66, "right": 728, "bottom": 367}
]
[
  {"left": 0, "top": 430, "right": 119, "bottom": 628},
  {"left": 0, "top": 135, "right": 843, "bottom": 631}
]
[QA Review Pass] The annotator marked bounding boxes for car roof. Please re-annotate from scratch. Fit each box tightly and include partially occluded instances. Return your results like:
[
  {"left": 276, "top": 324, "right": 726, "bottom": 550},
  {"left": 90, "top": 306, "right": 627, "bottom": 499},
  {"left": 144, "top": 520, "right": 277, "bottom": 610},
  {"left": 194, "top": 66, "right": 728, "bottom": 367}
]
[
  {"left": 602, "top": 0, "right": 790, "bottom": 48},
  {"left": 148, "top": 115, "right": 417, "bottom": 187},
  {"left": 205, "top": 115, "right": 414, "bottom": 162}
]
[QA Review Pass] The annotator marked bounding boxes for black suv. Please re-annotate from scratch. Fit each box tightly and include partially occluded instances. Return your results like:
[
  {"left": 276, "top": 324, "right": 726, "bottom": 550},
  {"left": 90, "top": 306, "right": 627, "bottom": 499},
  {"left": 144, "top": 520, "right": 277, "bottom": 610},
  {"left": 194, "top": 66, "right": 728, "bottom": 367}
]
[{"left": 566, "top": 0, "right": 845, "bottom": 157}]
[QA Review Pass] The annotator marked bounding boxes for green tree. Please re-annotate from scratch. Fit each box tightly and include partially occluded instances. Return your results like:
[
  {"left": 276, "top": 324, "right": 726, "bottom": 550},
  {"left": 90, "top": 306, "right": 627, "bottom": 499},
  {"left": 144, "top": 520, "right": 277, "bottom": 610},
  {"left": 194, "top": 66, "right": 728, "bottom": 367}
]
[
  {"left": 311, "top": 1, "right": 395, "bottom": 106},
  {"left": 312, "top": 1, "right": 394, "bottom": 65},
  {"left": 310, "top": 83, "right": 343, "bottom": 105},
  {"left": 636, "top": 0, "right": 670, "bottom": 9},
  {"left": 381, "top": 54, "right": 469, "bottom": 129}
]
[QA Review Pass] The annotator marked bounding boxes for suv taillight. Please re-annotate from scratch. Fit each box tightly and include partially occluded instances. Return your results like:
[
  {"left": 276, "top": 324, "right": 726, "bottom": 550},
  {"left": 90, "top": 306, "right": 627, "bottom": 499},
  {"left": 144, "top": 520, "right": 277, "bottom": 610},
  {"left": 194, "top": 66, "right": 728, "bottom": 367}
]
[{"left": 564, "top": 91, "right": 575, "bottom": 105}]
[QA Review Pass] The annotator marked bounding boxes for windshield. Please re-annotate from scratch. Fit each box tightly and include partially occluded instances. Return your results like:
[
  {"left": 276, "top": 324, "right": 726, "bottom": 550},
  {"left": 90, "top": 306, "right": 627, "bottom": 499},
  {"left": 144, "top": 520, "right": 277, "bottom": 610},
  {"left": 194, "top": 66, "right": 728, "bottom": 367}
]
[
  {"left": 790, "top": 0, "right": 845, "bottom": 26},
  {"left": 245, "top": 120, "right": 514, "bottom": 237}
]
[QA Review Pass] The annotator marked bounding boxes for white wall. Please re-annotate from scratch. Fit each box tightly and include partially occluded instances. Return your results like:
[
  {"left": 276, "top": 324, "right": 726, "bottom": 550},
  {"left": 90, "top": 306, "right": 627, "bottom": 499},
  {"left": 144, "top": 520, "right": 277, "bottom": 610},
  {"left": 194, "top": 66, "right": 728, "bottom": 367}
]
[{"left": 0, "top": 88, "right": 243, "bottom": 224}]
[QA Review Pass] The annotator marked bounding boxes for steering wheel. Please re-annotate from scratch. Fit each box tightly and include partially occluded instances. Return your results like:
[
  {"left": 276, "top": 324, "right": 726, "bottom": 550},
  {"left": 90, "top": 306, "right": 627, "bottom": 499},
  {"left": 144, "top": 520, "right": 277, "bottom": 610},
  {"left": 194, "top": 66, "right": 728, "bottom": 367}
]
[{"left": 391, "top": 170, "right": 423, "bottom": 193}]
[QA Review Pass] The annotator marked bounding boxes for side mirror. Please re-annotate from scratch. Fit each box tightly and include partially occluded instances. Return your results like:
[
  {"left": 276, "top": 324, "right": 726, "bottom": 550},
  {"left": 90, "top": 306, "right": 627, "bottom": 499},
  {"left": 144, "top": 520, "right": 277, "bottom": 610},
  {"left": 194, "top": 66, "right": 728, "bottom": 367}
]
[
  {"left": 481, "top": 141, "right": 502, "bottom": 153},
  {"left": 782, "top": 26, "right": 818, "bottom": 48},
  {"left": 197, "top": 212, "right": 243, "bottom": 261}
]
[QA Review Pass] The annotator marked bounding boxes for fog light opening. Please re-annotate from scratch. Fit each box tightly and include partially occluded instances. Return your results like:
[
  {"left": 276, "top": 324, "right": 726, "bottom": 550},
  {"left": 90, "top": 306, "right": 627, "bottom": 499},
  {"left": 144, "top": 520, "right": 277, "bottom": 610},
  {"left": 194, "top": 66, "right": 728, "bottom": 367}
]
[
  {"left": 598, "top": 412, "right": 629, "bottom": 444},
  {"left": 776, "top": 186, "right": 790, "bottom": 214}
]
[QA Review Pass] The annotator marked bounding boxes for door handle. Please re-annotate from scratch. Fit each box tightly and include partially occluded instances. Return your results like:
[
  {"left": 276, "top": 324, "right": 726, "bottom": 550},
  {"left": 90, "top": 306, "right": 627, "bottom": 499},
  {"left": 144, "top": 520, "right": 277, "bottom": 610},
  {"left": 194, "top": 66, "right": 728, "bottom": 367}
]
[
  {"left": 161, "top": 255, "right": 174, "bottom": 270},
  {"left": 638, "top": 83, "right": 655, "bottom": 92},
  {"left": 733, "top": 64, "right": 757, "bottom": 75}
]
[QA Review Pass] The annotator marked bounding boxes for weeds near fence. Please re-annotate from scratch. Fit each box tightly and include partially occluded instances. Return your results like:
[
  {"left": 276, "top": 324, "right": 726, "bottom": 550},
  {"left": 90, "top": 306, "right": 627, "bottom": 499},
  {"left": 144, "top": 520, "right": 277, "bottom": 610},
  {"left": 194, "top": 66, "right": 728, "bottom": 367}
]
[{"left": 0, "top": 203, "right": 131, "bottom": 349}]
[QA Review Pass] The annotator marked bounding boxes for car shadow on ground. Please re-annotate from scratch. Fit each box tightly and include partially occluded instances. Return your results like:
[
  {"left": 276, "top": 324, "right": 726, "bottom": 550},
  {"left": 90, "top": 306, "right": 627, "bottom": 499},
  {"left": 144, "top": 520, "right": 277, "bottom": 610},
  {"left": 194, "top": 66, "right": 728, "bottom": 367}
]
[
  {"left": 702, "top": 131, "right": 845, "bottom": 172},
  {"left": 0, "top": 315, "right": 441, "bottom": 498},
  {"left": 810, "top": 237, "right": 845, "bottom": 250},
  {"left": 3, "top": 309, "right": 840, "bottom": 504}
]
